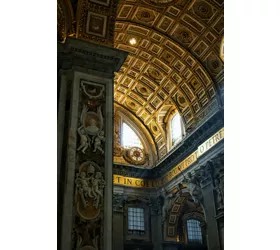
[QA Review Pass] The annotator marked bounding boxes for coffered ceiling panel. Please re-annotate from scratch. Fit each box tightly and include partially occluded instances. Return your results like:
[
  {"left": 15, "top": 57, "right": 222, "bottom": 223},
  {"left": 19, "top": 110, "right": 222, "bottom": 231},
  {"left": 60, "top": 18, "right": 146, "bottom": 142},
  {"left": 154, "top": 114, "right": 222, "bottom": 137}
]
[{"left": 113, "top": 0, "right": 223, "bottom": 159}]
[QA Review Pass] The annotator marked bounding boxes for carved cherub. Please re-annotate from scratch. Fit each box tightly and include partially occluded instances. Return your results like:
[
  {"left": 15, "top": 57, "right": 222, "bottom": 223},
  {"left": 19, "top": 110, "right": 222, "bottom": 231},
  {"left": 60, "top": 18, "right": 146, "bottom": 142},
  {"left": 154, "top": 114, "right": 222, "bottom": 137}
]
[
  {"left": 91, "top": 172, "right": 106, "bottom": 208},
  {"left": 77, "top": 126, "right": 91, "bottom": 154},
  {"left": 75, "top": 172, "right": 93, "bottom": 208},
  {"left": 93, "top": 130, "right": 105, "bottom": 154}
]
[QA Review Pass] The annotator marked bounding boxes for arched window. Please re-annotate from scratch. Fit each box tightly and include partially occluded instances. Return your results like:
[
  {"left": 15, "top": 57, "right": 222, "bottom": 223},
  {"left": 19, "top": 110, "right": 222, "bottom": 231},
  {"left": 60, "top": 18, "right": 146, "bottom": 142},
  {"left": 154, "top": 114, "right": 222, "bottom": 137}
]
[
  {"left": 122, "top": 122, "right": 143, "bottom": 149},
  {"left": 170, "top": 113, "right": 183, "bottom": 146},
  {"left": 186, "top": 219, "right": 203, "bottom": 244}
]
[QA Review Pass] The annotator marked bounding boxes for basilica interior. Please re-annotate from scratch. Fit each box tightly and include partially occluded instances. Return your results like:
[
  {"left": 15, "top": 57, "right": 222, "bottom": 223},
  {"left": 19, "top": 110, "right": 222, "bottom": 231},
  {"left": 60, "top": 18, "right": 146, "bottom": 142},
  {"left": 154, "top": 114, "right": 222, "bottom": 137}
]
[{"left": 57, "top": 0, "right": 224, "bottom": 250}]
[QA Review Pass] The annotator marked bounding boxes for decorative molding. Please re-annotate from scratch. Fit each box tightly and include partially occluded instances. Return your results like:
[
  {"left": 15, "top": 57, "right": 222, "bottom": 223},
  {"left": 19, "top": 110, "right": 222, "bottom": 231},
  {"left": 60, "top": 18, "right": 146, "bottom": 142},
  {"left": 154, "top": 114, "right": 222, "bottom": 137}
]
[{"left": 57, "top": 37, "right": 128, "bottom": 74}]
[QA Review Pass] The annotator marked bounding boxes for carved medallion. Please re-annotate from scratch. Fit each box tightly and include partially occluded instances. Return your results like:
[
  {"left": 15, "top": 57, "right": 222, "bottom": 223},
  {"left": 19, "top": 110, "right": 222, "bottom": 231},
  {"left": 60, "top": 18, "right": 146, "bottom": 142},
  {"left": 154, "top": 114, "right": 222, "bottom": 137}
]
[
  {"left": 147, "top": 67, "right": 163, "bottom": 82},
  {"left": 192, "top": 0, "right": 214, "bottom": 20},
  {"left": 206, "top": 52, "right": 223, "bottom": 75},
  {"left": 135, "top": 8, "right": 155, "bottom": 24},
  {"left": 75, "top": 161, "right": 106, "bottom": 220},
  {"left": 82, "top": 106, "right": 103, "bottom": 136},
  {"left": 173, "top": 26, "right": 195, "bottom": 45}
]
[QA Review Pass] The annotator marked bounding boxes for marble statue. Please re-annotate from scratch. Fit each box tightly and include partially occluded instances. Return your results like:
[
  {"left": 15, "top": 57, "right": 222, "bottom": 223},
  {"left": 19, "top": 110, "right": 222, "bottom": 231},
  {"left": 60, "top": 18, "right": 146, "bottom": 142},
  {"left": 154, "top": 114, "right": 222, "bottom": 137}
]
[
  {"left": 161, "top": 188, "right": 175, "bottom": 222},
  {"left": 186, "top": 172, "right": 203, "bottom": 205}
]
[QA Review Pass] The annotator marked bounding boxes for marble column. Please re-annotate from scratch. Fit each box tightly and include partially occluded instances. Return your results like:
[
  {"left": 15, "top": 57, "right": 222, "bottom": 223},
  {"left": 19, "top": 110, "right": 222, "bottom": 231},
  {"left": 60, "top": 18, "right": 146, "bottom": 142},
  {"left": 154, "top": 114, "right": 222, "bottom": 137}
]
[{"left": 57, "top": 37, "right": 127, "bottom": 250}]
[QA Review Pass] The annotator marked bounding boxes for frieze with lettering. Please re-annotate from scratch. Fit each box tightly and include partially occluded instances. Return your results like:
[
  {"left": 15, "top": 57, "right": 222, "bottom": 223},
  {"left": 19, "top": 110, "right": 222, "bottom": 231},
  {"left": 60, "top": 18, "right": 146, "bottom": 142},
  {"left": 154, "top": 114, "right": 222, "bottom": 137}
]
[{"left": 113, "top": 128, "right": 224, "bottom": 188}]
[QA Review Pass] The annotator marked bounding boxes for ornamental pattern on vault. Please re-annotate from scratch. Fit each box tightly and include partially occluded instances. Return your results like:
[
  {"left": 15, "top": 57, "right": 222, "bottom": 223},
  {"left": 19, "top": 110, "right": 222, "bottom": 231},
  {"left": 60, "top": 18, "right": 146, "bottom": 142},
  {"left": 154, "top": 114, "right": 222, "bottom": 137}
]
[
  {"left": 114, "top": 0, "right": 224, "bottom": 159},
  {"left": 59, "top": 0, "right": 224, "bottom": 160}
]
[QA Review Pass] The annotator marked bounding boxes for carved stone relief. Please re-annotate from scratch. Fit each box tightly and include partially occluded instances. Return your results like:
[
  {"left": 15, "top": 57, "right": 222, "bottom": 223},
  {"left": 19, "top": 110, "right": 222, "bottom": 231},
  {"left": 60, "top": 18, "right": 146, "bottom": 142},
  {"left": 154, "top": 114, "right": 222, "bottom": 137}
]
[
  {"left": 81, "top": 81, "right": 105, "bottom": 100},
  {"left": 77, "top": 104, "right": 105, "bottom": 155},
  {"left": 75, "top": 161, "right": 106, "bottom": 220},
  {"left": 74, "top": 218, "right": 102, "bottom": 250},
  {"left": 77, "top": 81, "right": 106, "bottom": 156},
  {"left": 184, "top": 172, "right": 204, "bottom": 205}
]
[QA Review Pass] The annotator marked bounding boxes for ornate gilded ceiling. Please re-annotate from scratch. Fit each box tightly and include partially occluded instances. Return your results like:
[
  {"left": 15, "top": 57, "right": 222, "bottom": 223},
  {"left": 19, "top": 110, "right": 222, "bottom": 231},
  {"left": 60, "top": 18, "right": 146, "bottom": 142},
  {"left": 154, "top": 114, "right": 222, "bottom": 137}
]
[
  {"left": 114, "top": 0, "right": 224, "bottom": 159},
  {"left": 57, "top": 0, "right": 224, "bottom": 161}
]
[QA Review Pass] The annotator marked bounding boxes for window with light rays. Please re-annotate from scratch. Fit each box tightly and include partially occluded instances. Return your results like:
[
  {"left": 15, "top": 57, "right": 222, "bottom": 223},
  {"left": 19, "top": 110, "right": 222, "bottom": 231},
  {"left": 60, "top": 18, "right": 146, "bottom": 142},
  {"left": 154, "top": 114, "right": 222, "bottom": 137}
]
[
  {"left": 171, "top": 113, "right": 182, "bottom": 146},
  {"left": 122, "top": 122, "right": 143, "bottom": 149}
]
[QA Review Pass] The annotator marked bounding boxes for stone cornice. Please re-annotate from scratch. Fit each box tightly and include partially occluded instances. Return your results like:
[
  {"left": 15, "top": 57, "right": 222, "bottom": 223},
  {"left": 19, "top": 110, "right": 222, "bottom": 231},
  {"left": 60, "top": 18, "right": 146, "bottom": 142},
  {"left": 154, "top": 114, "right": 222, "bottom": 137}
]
[{"left": 57, "top": 37, "right": 128, "bottom": 73}]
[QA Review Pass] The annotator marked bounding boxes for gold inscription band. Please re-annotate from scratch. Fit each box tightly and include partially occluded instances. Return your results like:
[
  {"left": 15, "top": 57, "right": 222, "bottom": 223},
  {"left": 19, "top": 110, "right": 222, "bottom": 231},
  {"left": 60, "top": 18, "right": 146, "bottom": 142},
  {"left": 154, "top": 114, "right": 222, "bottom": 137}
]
[{"left": 114, "top": 128, "right": 224, "bottom": 188}]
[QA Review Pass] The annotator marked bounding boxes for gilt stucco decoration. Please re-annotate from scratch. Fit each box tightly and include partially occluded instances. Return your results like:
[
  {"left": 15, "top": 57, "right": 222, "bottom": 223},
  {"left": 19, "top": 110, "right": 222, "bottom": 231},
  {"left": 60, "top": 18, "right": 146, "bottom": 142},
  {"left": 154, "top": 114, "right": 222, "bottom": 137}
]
[{"left": 58, "top": 0, "right": 224, "bottom": 160}]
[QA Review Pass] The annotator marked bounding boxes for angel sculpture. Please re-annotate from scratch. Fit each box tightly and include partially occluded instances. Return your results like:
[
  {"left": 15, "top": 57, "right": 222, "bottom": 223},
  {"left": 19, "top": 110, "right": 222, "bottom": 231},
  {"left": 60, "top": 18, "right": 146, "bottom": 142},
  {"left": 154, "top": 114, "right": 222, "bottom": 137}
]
[
  {"left": 77, "top": 126, "right": 91, "bottom": 154},
  {"left": 93, "top": 130, "right": 105, "bottom": 154},
  {"left": 91, "top": 172, "right": 106, "bottom": 209},
  {"left": 75, "top": 172, "right": 93, "bottom": 208}
]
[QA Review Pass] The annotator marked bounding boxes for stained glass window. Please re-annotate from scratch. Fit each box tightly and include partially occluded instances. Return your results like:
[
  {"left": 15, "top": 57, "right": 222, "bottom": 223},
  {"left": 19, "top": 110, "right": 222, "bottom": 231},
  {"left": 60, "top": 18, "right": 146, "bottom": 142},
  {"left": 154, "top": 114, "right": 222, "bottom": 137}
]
[
  {"left": 186, "top": 219, "right": 203, "bottom": 244},
  {"left": 128, "top": 207, "right": 145, "bottom": 235},
  {"left": 171, "top": 113, "right": 182, "bottom": 146},
  {"left": 122, "top": 122, "right": 143, "bottom": 149}
]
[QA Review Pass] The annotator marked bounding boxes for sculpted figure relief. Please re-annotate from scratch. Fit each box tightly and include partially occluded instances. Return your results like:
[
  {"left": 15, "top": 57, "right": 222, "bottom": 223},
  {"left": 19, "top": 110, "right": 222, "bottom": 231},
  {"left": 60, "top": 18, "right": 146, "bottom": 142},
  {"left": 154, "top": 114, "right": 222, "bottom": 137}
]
[
  {"left": 75, "top": 163, "right": 106, "bottom": 211},
  {"left": 84, "top": 106, "right": 103, "bottom": 135},
  {"left": 93, "top": 130, "right": 105, "bottom": 154},
  {"left": 186, "top": 172, "right": 203, "bottom": 205},
  {"left": 161, "top": 188, "right": 176, "bottom": 222},
  {"left": 77, "top": 126, "right": 91, "bottom": 154},
  {"left": 91, "top": 172, "right": 106, "bottom": 208},
  {"left": 77, "top": 104, "right": 105, "bottom": 154}
]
